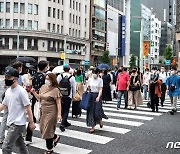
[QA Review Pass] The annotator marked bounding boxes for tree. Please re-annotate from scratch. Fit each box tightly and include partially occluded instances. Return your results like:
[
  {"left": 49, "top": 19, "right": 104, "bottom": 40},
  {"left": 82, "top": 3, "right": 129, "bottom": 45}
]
[
  {"left": 129, "top": 54, "right": 136, "bottom": 69},
  {"left": 164, "top": 45, "right": 173, "bottom": 61},
  {"left": 102, "top": 50, "right": 110, "bottom": 64}
]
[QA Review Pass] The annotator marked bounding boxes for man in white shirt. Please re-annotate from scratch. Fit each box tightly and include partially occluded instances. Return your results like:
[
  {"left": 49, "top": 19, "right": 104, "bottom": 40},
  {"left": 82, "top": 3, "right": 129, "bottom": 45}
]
[
  {"left": 143, "top": 68, "right": 151, "bottom": 100},
  {"left": 57, "top": 64, "right": 76, "bottom": 132},
  {"left": 159, "top": 66, "right": 168, "bottom": 107},
  {"left": 0, "top": 68, "right": 35, "bottom": 154}
]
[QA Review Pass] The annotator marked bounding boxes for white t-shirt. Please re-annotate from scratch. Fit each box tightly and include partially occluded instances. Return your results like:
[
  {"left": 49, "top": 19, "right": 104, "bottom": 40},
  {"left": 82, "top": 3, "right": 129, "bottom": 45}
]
[
  {"left": 87, "top": 77, "right": 103, "bottom": 93},
  {"left": 143, "top": 72, "right": 151, "bottom": 85},
  {"left": 2, "top": 85, "right": 30, "bottom": 126},
  {"left": 159, "top": 72, "right": 168, "bottom": 83}
]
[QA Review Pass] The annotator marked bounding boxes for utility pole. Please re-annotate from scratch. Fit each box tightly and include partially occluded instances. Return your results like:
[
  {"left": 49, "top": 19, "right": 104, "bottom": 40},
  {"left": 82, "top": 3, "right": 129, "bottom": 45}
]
[
  {"left": 63, "top": 36, "right": 67, "bottom": 65},
  {"left": 17, "top": 28, "right": 19, "bottom": 58}
]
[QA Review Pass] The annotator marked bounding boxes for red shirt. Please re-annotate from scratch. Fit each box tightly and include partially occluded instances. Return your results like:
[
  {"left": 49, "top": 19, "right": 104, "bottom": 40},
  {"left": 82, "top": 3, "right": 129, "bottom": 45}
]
[{"left": 117, "top": 72, "right": 130, "bottom": 90}]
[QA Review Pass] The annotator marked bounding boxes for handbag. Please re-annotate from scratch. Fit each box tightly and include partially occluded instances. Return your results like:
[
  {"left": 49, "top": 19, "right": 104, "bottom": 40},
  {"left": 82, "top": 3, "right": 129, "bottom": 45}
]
[
  {"left": 129, "top": 85, "right": 140, "bottom": 91},
  {"left": 73, "top": 92, "right": 81, "bottom": 101},
  {"left": 34, "top": 101, "right": 41, "bottom": 122},
  {"left": 79, "top": 92, "right": 91, "bottom": 110}
]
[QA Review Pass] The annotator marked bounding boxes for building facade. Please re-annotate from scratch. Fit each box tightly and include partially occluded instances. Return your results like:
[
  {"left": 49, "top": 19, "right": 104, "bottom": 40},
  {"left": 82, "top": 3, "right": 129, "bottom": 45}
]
[
  {"left": 0, "top": 0, "right": 90, "bottom": 73},
  {"left": 150, "top": 14, "right": 161, "bottom": 64},
  {"left": 176, "top": 0, "right": 180, "bottom": 70}
]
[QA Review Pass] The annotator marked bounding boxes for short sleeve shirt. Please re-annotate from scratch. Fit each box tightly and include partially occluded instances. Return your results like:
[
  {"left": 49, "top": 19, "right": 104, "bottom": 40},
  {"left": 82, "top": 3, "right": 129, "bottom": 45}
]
[
  {"left": 117, "top": 72, "right": 130, "bottom": 90},
  {"left": 87, "top": 77, "right": 103, "bottom": 93},
  {"left": 2, "top": 85, "right": 30, "bottom": 126}
]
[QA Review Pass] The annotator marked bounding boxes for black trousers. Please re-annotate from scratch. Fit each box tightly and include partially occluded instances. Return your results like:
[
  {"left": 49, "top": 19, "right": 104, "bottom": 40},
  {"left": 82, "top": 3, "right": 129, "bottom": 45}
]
[
  {"left": 46, "top": 134, "right": 57, "bottom": 150},
  {"left": 151, "top": 94, "right": 159, "bottom": 111},
  {"left": 26, "top": 96, "right": 36, "bottom": 141},
  {"left": 160, "top": 83, "right": 167, "bottom": 105},
  {"left": 61, "top": 97, "right": 72, "bottom": 126}
]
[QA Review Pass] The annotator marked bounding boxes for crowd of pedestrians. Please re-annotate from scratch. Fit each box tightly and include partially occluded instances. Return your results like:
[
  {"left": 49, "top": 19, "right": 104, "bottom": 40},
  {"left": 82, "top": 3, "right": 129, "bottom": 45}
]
[{"left": 0, "top": 59, "right": 180, "bottom": 153}]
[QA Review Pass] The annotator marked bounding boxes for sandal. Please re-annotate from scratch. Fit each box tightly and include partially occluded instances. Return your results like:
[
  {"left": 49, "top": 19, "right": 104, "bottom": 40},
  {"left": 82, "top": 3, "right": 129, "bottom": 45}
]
[
  {"left": 44, "top": 150, "right": 53, "bottom": 154},
  {"left": 54, "top": 136, "right": 60, "bottom": 147},
  {"left": 89, "top": 128, "right": 95, "bottom": 133}
]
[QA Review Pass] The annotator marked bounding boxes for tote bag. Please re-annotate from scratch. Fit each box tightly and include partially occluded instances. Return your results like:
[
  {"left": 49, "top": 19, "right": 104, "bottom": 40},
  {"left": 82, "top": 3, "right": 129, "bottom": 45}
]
[
  {"left": 79, "top": 92, "right": 91, "bottom": 110},
  {"left": 34, "top": 101, "right": 41, "bottom": 122}
]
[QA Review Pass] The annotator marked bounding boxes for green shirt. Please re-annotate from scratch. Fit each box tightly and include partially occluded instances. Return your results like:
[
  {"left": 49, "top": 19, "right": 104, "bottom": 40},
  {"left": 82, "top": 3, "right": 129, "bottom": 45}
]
[{"left": 75, "top": 75, "right": 83, "bottom": 82}]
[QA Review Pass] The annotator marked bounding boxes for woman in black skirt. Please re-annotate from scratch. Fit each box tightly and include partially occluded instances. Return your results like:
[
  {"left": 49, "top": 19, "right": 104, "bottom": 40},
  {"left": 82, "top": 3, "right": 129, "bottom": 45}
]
[
  {"left": 102, "top": 70, "right": 112, "bottom": 103},
  {"left": 86, "top": 68, "right": 105, "bottom": 133}
]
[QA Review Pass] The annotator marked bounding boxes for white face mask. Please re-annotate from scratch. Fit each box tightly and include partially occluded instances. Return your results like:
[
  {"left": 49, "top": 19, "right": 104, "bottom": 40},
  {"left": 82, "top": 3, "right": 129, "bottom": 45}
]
[
  {"left": 171, "top": 71, "right": 176, "bottom": 75},
  {"left": 92, "top": 74, "right": 98, "bottom": 79},
  {"left": 45, "top": 79, "right": 51, "bottom": 86},
  {"left": 161, "top": 69, "right": 165, "bottom": 72}
]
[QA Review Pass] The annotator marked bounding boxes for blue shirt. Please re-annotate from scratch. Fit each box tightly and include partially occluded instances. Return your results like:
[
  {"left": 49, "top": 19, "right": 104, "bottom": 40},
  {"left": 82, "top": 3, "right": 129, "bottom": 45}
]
[{"left": 166, "top": 75, "right": 180, "bottom": 96}]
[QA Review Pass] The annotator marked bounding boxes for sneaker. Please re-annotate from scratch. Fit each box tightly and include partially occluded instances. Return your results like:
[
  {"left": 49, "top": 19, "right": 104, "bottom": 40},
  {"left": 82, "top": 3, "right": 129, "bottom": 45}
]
[
  {"left": 65, "top": 122, "right": 71, "bottom": 127},
  {"left": 59, "top": 125, "right": 65, "bottom": 132},
  {"left": 116, "top": 107, "right": 120, "bottom": 110},
  {"left": 169, "top": 111, "right": 174, "bottom": 115},
  {"left": 0, "top": 141, "right": 3, "bottom": 144},
  {"left": 25, "top": 140, "right": 32, "bottom": 145}
]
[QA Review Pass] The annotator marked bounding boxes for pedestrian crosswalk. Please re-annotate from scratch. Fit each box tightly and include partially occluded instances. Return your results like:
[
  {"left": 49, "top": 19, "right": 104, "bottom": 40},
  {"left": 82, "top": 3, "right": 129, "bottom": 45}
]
[{"left": 0, "top": 97, "right": 179, "bottom": 154}]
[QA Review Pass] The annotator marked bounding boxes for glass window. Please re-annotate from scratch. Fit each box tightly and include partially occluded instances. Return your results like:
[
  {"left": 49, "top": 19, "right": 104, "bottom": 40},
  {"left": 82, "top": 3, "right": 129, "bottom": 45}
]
[
  {"left": 53, "top": 8, "right": 55, "bottom": 18},
  {"left": 58, "top": 0, "right": 60, "bottom": 3},
  {"left": 62, "top": 0, "right": 63, "bottom": 5},
  {"left": 48, "top": 7, "right": 51, "bottom": 17},
  {"left": 93, "top": 18, "right": 105, "bottom": 30},
  {"left": 0, "top": 19, "right": 3, "bottom": 28},
  {"left": 92, "top": 30, "right": 105, "bottom": 41},
  {"left": 57, "top": 9, "right": 60, "bottom": 19},
  {"left": 34, "top": 4, "right": 38, "bottom": 15},
  {"left": 85, "top": 18, "right": 87, "bottom": 27},
  {"left": 85, "top": 5, "right": 87, "bottom": 14},
  {"left": 72, "top": 29, "right": 74, "bottom": 36},
  {"left": 70, "top": 0, "right": 71, "bottom": 8},
  {"left": 28, "top": 4, "right": 32, "bottom": 14},
  {"left": 34, "top": 21, "right": 38, "bottom": 30},
  {"left": 13, "top": 19, "right": 18, "bottom": 29},
  {"left": 79, "top": 17, "right": 80, "bottom": 25},
  {"left": 28, "top": 20, "right": 32, "bottom": 30},
  {"left": 69, "top": 13, "right": 71, "bottom": 22},
  {"left": 75, "top": 29, "right": 77, "bottom": 37},
  {"left": 6, "top": 2, "right": 10, "bottom": 13},
  {"left": 14, "top": 2, "right": 18, "bottom": 13},
  {"left": 53, "top": 24, "right": 55, "bottom": 32},
  {"left": 13, "top": 38, "right": 17, "bottom": 49},
  {"left": 94, "top": 7, "right": 105, "bottom": 20},
  {"left": 5, "top": 19, "right": 10, "bottom": 28},
  {"left": 73, "top": 1, "right": 75, "bottom": 9},
  {"left": 19, "top": 38, "right": 24, "bottom": 49},
  {"left": 20, "top": 19, "right": 24, "bottom": 29},
  {"left": 94, "top": 0, "right": 106, "bottom": 9},
  {"left": 69, "top": 28, "right": 71, "bottom": 35},
  {"left": 57, "top": 24, "right": 59, "bottom": 33},
  {"left": 76, "top": 16, "right": 77, "bottom": 24},
  {"left": 5, "top": 38, "right": 9, "bottom": 49},
  {"left": 20, "top": 3, "right": 25, "bottom": 14},
  {"left": 79, "top": 3, "right": 81, "bottom": 11},
  {"left": 27, "top": 39, "right": 32, "bottom": 49},
  {"left": 84, "top": 32, "right": 86, "bottom": 38},
  {"left": 61, "top": 25, "right": 63, "bottom": 34},
  {"left": 0, "top": 2, "right": 4, "bottom": 12},
  {"left": 78, "top": 30, "right": 80, "bottom": 38},
  {"left": 48, "top": 23, "right": 51, "bottom": 31},
  {"left": 73, "top": 15, "right": 74, "bottom": 23},
  {"left": 61, "top": 11, "right": 63, "bottom": 20},
  {"left": 76, "top": 2, "right": 78, "bottom": 10}
]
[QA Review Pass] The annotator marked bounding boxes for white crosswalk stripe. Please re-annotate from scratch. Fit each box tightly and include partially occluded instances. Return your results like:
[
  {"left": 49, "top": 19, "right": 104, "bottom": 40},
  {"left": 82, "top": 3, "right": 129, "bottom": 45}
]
[{"left": 0, "top": 97, "right": 179, "bottom": 154}]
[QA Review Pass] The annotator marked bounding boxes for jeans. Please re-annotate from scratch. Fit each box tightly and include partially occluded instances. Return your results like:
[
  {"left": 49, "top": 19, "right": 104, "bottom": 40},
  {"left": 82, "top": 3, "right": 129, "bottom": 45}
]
[
  {"left": 61, "top": 97, "right": 72, "bottom": 127},
  {"left": 2, "top": 124, "right": 29, "bottom": 154},
  {"left": 170, "top": 96, "right": 177, "bottom": 111},
  {"left": 143, "top": 85, "right": 148, "bottom": 100},
  {"left": 117, "top": 90, "right": 128, "bottom": 108},
  {"left": 0, "top": 107, "right": 8, "bottom": 142}
]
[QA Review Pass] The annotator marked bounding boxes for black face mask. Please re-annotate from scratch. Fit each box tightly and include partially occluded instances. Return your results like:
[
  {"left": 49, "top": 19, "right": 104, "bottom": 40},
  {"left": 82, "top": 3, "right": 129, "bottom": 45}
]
[
  {"left": 5, "top": 79, "right": 15, "bottom": 86},
  {"left": 119, "top": 69, "right": 122, "bottom": 72}
]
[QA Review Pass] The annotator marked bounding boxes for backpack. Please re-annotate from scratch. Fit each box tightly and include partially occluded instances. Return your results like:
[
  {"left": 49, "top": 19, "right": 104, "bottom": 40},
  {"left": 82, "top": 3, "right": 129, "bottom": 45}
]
[
  {"left": 32, "top": 72, "right": 45, "bottom": 92},
  {"left": 59, "top": 74, "right": 72, "bottom": 97}
]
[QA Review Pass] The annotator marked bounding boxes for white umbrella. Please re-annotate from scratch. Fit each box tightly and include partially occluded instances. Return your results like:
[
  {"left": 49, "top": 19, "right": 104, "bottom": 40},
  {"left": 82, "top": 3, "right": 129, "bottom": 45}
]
[{"left": 52, "top": 65, "right": 74, "bottom": 74}]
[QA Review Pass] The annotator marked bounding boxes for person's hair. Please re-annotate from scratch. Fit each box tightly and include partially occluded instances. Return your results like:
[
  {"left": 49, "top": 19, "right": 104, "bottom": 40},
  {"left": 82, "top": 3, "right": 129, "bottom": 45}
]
[
  {"left": 171, "top": 66, "right": 177, "bottom": 71},
  {"left": 152, "top": 67, "right": 157, "bottom": 70},
  {"left": 38, "top": 61, "right": 49, "bottom": 71},
  {"left": 76, "top": 69, "right": 81, "bottom": 76},
  {"left": 64, "top": 67, "right": 70, "bottom": 72},
  {"left": 12, "top": 61, "right": 23, "bottom": 69},
  {"left": 124, "top": 67, "right": 127, "bottom": 72},
  {"left": 145, "top": 68, "right": 149, "bottom": 71},
  {"left": 49, "top": 65, "right": 55, "bottom": 72},
  {"left": 47, "top": 73, "right": 59, "bottom": 89},
  {"left": 93, "top": 68, "right": 100, "bottom": 74},
  {"left": 161, "top": 66, "right": 165, "bottom": 68},
  {"left": 22, "top": 67, "right": 28, "bottom": 74},
  {"left": 103, "top": 70, "right": 108, "bottom": 75}
]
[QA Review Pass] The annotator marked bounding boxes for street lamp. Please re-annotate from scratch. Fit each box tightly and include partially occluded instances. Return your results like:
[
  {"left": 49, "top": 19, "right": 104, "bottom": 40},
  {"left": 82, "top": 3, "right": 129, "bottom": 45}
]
[{"left": 17, "top": 28, "right": 20, "bottom": 58}]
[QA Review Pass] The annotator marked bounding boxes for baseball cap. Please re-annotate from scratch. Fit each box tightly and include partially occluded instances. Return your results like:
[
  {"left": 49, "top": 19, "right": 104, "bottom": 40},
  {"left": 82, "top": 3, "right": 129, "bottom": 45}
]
[
  {"left": 5, "top": 68, "right": 19, "bottom": 78},
  {"left": 63, "top": 64, "right": 70, "bottom": 69}
]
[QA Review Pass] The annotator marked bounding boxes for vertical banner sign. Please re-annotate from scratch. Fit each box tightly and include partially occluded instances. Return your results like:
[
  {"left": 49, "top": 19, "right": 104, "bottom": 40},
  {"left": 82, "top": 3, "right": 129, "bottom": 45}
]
[
  {"left": 121, "top": 15, "right": 126, "bottom": 57},
  {"left": 143, "top": 41, "right": 149, "bottom": 57}
]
